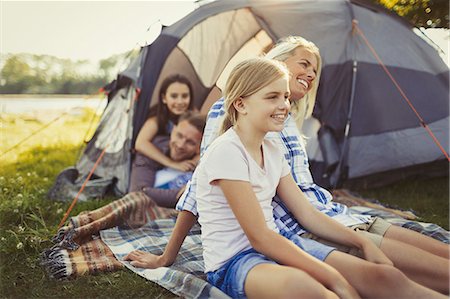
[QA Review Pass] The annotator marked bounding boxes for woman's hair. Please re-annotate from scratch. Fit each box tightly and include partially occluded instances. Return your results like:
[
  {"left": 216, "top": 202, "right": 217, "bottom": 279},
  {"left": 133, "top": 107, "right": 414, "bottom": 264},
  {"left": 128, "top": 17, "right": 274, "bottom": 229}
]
[
  {"left": 266, "top": 36, "right": 322, "bottom": 131},
  {"left": 148, "top": 74, "right": 194, "bottom": 136},
  {"left": 220, "top": 57, "right": 290, "bottom": 134}
]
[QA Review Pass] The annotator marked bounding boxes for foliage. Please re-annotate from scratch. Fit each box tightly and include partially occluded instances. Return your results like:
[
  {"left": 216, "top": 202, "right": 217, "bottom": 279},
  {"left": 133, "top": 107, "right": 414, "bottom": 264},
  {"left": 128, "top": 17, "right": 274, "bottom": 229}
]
[{"left": 373, "top": 0, "right": 449, "bottom": 28}]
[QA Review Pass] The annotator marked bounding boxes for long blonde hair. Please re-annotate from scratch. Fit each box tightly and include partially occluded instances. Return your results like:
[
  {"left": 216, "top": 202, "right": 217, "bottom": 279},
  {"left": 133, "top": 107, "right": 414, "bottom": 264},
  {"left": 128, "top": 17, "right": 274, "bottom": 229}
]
[
  {"left": 220, "top": 57, "right": 290, "bottom": 134},
  {"left": 266, "top": 36, "right": 322, "bottom": 131}
]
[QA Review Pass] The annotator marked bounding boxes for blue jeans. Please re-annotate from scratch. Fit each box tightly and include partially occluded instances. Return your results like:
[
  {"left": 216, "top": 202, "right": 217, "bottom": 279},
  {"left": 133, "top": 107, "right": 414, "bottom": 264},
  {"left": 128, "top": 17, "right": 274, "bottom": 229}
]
[{"left": 206, "top": 230, "right": 335, "bottom": 298}]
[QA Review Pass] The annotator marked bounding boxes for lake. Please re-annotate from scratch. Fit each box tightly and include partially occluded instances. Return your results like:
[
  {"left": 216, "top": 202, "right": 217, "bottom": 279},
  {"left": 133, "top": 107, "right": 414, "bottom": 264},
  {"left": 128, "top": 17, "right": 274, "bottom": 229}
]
[{"left": 0, "top": 95, "right": 107, "bottom": 115}]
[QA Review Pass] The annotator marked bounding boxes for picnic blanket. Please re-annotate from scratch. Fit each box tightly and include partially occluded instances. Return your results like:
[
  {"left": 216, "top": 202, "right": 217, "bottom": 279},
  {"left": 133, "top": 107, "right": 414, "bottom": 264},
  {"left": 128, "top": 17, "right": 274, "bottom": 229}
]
[
  {"left": 41, "top": 191, "right": 177, "bottom": 279},
  {"left": 42, "top": 190, "right": 449, "bottom": 299}
]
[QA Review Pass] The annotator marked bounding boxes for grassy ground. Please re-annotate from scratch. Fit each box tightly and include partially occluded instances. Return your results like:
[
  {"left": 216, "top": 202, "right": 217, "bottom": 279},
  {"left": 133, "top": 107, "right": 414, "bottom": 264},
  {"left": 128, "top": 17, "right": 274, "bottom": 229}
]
[
  {"left": 356, "top": 177, "right": 449, "bottom": 230},
  {"left": 0, "top": 110, "right": 448, "bottom": 298}
]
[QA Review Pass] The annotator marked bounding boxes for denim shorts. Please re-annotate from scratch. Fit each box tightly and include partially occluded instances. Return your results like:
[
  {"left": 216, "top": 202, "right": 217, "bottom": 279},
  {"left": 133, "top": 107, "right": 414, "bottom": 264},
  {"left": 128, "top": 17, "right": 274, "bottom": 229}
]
[{"left": 206, "top": 230, "right": 335, "bottom": 298}]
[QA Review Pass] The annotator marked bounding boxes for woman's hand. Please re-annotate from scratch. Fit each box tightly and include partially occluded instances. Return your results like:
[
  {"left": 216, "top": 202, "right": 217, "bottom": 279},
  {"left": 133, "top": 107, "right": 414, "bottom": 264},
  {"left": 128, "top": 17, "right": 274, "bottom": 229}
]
[
  {"left": 123, "top": 250, "right": 171, "bottom": 269},
  {"left": 361, "top": 240, "right": 393, "bottom": 266}
]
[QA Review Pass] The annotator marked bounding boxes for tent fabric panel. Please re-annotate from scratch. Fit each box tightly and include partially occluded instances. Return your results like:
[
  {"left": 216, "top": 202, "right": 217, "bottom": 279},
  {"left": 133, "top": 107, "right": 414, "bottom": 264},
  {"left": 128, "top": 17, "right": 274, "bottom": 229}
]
[
  {"left": 346, "top": 117, "right": 449, "bottom": 179},
  {"left": 93, "top": 92, "right": 133, "bottom": 154},
  {"left": 149, "top": 46, "right": 209, "bottom": 111},
  {"left": 215, "top": 30, "right": 273, "bottom": 90},
  {"left": 314, "top": 61, "right": 353, "bottom": 135},
  {"left": 178, "top": 8, "right": 262, "bottom": 87},
  {"left": 315, "top": 62, "right": 449, "bottom": 137},
  {"left": 352, "top": 4, "right": 448, "bottom": 73},
  {"left": 251, "top": 1, "right": 353, "bottom": 66},
  {"left": 76, "top": 86, "right": 136, "bottom": 194},
  {"left": 350, "top": 64, "right": 449, "bottom": 136},
  {"left": 133, "top": 35, "right": 180, "bottom": 144}
]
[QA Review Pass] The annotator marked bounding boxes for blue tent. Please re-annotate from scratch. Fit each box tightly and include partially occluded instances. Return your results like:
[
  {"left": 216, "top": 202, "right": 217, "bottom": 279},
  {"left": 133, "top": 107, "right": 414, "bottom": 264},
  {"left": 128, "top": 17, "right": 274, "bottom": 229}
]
[{"left": 51, "top": 0, "right": 449, "bottom": 199}]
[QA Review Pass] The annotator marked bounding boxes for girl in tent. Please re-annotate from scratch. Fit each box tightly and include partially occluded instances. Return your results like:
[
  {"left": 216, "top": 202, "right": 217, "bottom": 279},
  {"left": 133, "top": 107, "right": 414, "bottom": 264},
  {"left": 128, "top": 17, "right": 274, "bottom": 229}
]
[
  {"left": 125, "top": 36, "right": 449, "bottom": 295},
  {"left": 130, "top": 74, "right": 197, "bottom": 192}
]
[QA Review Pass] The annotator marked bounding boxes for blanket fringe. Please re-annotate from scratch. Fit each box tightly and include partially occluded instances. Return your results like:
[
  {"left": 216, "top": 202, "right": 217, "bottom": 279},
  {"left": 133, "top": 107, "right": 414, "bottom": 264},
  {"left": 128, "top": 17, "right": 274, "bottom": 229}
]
[
  {"left": 40, "top": 247, "right": 73, "bottom": 279},
  {"left": 51, "top": 226, "right": 79, "bottom": 250}
]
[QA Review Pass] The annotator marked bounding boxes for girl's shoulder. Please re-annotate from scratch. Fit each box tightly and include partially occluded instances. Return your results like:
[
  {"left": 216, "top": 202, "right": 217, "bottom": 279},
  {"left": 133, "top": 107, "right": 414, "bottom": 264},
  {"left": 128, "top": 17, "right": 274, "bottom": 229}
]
[
  {"left": 145, "top": 115, "right": 157, "bottom": 122},
  {"left": 263, "top": 136, "right": 286, "bottom": 159},
  {"left": 142, "top": 116, "right": 158, "bottom": 128},
  {"left": 204, "top": 129, "right": 245, "bottom": 159}
]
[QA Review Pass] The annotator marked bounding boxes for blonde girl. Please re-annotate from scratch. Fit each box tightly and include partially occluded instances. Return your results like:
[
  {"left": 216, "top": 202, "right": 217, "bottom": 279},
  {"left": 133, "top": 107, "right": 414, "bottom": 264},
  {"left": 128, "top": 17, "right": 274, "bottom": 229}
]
[{"left": 196, "top": 57, "right": 354, "bottom": 298}]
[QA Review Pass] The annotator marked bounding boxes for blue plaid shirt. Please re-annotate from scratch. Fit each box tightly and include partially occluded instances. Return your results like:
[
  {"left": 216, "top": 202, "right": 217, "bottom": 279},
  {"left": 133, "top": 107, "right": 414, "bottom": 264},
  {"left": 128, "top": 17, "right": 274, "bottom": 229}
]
[{"left": 177, "top": 98, "right": 369, "bottom": 234}]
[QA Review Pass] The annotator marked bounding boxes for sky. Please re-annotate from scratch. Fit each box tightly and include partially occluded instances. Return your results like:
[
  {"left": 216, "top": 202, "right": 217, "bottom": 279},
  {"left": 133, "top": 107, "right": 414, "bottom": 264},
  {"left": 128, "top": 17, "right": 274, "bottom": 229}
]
[{"left": 1, "top": 1, "right": 197, "bottom": 61}]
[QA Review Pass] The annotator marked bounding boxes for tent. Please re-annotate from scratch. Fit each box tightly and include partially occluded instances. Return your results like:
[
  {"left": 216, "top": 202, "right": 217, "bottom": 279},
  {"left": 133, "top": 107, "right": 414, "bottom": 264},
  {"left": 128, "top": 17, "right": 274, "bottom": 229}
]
[{"left": 49, "top": 0, "right": 449, "bottom": 200}]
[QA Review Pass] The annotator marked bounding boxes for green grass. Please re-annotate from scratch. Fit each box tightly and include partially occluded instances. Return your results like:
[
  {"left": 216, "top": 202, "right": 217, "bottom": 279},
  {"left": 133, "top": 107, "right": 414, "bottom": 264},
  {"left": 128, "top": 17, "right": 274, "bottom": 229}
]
[
  {"left": 0, "top": 110, "right": 448, "bottom": 297},
  {"left": 355, "top": 177, "right": 449, "bottom": 230}
]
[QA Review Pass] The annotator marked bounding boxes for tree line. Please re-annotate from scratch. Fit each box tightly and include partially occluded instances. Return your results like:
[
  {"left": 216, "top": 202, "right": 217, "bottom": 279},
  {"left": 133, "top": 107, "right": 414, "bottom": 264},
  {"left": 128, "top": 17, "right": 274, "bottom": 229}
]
[{"left": 0, "top": 51, "right": 138, "bottom": 95}]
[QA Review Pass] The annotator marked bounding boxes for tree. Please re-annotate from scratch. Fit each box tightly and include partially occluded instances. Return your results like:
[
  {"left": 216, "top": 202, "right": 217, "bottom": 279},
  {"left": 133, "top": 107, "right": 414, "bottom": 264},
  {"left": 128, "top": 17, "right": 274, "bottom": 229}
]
[
  {"left": 373, "top": 0, "right": 449, "bottom": 28},
  {"left": 0, "top": 55, "right": 34, "bottom": 93}
]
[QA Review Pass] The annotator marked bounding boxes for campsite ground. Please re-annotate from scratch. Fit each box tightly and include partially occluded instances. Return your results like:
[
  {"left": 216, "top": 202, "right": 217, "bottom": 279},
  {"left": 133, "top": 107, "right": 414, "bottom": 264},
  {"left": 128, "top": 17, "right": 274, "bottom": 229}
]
[{"left": 0, "top": 109, "right": 448, "bottom": 298}]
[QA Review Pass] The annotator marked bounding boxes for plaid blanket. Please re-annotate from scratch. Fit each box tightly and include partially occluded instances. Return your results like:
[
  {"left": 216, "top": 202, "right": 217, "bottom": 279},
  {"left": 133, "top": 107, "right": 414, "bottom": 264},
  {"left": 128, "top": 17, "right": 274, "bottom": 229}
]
[
  {"left": 42, "top": 190, "right": 449, "bottom": 298},
  {"left": 101, "top": 219, "right": 229, "bottom": 299},
  {"left": 41, "top": 192, "right": 177, "bottom": 279},
  {"left": 101, "top": 205, "right": 449, "bottom": 299}
]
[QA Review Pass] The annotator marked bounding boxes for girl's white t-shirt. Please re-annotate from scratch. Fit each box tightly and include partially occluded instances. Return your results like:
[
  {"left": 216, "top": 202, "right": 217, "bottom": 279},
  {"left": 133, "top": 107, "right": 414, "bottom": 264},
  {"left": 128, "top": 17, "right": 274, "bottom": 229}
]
[{"left": 196, "top": 128, "right": 291, "bottom": 273}]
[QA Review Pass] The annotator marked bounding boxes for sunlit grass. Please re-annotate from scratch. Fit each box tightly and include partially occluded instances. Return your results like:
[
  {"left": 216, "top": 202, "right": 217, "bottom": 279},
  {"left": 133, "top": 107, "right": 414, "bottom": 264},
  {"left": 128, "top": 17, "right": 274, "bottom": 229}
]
[{"left": 1, "top": 108, "right": 99, "bottom": 163}]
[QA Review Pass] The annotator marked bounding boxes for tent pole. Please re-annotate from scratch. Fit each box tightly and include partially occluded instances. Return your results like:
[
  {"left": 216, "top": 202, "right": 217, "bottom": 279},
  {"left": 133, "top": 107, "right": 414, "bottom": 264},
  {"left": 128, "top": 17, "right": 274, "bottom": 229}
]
[
  {"left": 330, "top": 11, "right": 359, "bottom": 188},
  {"left": 331, "top": 59, "right": 358, "bottom": 188}
]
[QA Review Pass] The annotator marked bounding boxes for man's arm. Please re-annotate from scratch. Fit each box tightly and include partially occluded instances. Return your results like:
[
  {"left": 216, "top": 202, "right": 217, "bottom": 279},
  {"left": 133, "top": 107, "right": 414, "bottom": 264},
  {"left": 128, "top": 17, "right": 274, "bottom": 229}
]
[
  {"left": 129, "top": 136, "right": 169, "bottom": 192},
  {"left": 123, "top": 210, "right": 197, "bottom": 268},
  {"left": 277, "top": 174, "right": 392, "bottom": 265}
]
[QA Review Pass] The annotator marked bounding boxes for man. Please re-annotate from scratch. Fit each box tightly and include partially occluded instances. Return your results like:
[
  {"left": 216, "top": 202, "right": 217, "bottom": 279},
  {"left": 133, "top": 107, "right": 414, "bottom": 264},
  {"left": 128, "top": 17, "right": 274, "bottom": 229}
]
[{"left": 129, "top": 111, "right": 205, "bottom": 208}]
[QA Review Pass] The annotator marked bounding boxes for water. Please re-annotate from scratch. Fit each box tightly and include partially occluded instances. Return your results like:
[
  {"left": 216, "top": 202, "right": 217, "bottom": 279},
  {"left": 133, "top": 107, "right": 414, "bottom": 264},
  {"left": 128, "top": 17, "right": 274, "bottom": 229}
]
[{"left": 0, "top": 96, "right": 107, "bottom": 114}]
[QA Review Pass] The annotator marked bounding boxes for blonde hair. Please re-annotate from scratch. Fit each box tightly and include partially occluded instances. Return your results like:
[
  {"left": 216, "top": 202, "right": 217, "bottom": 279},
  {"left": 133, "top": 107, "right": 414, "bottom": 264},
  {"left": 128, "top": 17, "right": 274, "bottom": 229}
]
[
  {"left": 266, "top": 36, "right": 322, "bottom": 131},
  {"left": 220, "top": 57, "right": 290, "bottom": 134}
]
